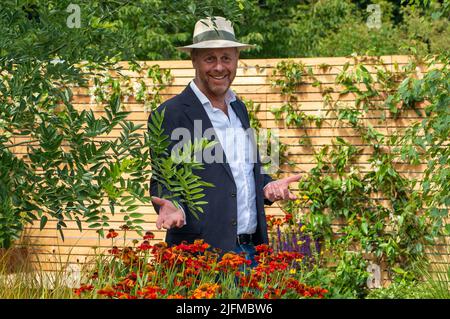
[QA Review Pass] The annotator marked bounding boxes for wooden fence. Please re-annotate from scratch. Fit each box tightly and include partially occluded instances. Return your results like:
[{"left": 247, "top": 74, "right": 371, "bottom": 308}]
[{"left": 14, "top": 55, "right": 447, "bottom": 284}]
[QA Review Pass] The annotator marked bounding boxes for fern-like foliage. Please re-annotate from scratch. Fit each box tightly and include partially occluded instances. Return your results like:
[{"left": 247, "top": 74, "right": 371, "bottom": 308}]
[{"left": 147, "top": 109, "right": 215, "bottom": 220}]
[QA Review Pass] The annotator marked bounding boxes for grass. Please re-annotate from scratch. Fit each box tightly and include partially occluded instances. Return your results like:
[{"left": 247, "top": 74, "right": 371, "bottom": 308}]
[{"left": 0, "top": 244, "right": 78, "bottom": 299}]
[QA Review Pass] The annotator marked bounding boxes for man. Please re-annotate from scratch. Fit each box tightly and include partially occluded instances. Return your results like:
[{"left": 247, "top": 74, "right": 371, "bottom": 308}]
[{"left": 149, "top": 17, "right": 300, "bottom": 261}]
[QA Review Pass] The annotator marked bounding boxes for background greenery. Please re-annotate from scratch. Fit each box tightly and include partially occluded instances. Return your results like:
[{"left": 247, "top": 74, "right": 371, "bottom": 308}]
[
  {"left": 2, "top": 0, "right": 448, "bottom": 62},
  {"left": 0, "top": 0, "right": 449, "bottom": 298}
]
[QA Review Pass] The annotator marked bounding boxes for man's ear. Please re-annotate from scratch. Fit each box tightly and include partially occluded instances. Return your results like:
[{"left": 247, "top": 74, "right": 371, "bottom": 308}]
[{"left": 190, "top": 49, "right": 197, "bottom": 63}]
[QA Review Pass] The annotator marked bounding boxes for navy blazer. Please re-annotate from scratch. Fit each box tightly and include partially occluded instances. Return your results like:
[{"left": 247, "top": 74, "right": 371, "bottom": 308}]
[{"left": 149, "top": 85, "right": 273, "bottom": 253}]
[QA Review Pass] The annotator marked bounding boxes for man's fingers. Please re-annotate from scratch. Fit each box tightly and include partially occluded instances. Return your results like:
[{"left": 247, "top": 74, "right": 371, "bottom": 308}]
[
  {"left": 266, "top": 184, "right": 278, "bottom": 201},
  {"left": 151, "top": 196, "right": 167, "bottom": 206},
  {"left": 288, "top": 192, "right": 297, "bottom": 200},
  {"left": 162, "top": 222, "right": 170, "bottom": 230},
  {"left": 157, "top": 209, "right": 185, "bottom": 230},
  {"left": 176, "top": 218, "right": 184, "bottom": 228},
  {"left": 156, "top": 215, "right": 164, "bottom": 229},
  {"left": 284, "top": 174, "right": 302, "bottom": 184}
]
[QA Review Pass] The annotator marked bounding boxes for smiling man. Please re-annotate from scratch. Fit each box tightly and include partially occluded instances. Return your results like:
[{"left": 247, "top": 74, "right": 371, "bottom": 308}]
[{"left": 149, "top": 17, "right": 301, "bottom": 264}]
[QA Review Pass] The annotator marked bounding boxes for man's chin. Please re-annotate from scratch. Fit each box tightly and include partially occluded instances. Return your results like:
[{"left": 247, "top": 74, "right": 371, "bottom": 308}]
[{"left": 208, "top": 86, "right": 229, "bottom": 97}]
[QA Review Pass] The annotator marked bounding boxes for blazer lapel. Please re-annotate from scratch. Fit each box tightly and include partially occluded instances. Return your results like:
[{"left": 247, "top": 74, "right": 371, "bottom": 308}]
[
  {"left": 230, "top": 100, "right": 250, "bottom": 130},
  {"left": 181, "top": 85, "right": 235, "bottom": 184}
]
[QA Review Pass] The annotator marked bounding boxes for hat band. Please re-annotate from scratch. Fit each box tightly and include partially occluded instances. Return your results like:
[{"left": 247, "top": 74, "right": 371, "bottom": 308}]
[{"left": 193, "top": 30, "right": 236, "bottom": 44}]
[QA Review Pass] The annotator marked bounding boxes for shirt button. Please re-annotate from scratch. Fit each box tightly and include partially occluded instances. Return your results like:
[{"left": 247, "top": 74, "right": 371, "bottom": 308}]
[
  {"left": 231, "top": 192, "right": 236, "bottom": 197},
  {"left": 231, "top": 219, "right": 237, "bottom": 226}
]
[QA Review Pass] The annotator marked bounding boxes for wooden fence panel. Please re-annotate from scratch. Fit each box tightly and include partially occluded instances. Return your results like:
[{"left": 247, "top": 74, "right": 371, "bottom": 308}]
[{"left": 15, "top": 55, "right": 448, "bottom": 282}]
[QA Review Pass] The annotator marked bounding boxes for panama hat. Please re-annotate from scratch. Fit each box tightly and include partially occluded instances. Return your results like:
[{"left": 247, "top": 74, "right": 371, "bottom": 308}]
[{"left": 177, "top": 16, "right": 255, "bottom": 52}]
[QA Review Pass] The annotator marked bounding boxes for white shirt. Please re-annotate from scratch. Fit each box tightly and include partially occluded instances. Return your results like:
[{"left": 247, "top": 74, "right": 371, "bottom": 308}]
[{"left": 190, "top": 81, "right": 257, "bottom": 235}]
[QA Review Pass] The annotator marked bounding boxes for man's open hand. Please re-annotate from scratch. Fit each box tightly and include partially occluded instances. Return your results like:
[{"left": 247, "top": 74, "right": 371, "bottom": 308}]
[
  {"left": 151, "top": 196, "right": 185, "bottom": 230},
  {"left": 263, "top": 174, "right": 302, "bottom": 202}
]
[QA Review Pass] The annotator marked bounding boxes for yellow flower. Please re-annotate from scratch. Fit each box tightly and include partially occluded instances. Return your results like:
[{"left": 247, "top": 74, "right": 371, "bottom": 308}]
[
  {"left": 290, "top": 269, "right": 297, "bottom": 274},
  {"left": 300, "top": 225, "right": 306, "bottom": 232},
  {"left": 297, "top": 240, "right": 304, "bottom": 245}
]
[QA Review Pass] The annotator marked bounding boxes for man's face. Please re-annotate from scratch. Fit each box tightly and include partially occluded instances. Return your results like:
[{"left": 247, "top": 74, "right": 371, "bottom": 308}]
[{"left": 192, "top": 47, "right": 239, "bottom": 100}]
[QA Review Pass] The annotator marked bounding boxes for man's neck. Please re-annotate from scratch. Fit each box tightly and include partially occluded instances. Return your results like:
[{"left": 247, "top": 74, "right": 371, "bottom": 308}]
[{"left": 193, "top": 79, "right": 228, "bottom": 113}]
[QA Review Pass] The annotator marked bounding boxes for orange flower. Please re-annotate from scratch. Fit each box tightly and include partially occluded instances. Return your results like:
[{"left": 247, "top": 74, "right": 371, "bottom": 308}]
[
  {"left": 116, "top": 277, "right": 136, "bottom": 291},
  {"left": 116, "top": 291, "right": 136, "bottom": 299},
  {"left": 73, "top": 284, "right": 94, "bottom": 296},
  {"left": 121, "top": 247, "right": 138, "bottom": 266},
  {"left": 190, "top": 283, "right": 221, "bottom": 299},
  {"left": 242, "top": 292, "right": 255, "bottom": 299},
  {"left": 263, "top": 287, "right": 286, "bottom": 299},
  {"left": 106, "top": 229, "right": 118, "bottom": 239},
  {"left": 137, "top": 285, "right": 167, "bottom": 299},
  {"left": 97, "top": 285, "right": 116, "bottom": 298},
  {"left": 216, "top": 252, "right": 250, "bottom": 271}
]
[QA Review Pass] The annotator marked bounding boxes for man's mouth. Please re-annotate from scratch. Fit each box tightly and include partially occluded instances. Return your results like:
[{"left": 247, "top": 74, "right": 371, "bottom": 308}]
[{"left": 210, "top": 75, "right": 227, "bottom": 80}]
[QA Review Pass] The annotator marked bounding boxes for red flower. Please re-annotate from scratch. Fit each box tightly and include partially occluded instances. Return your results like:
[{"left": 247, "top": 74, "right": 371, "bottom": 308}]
[
  {"left": 106, "top": 229, "right": 118, "bottom": 239},
  {"left": 216, "top": 252, "right": 250, "bottom": 272},
  {"left": 143, "top": 231, "right": 155, "bottom": 240},
  {"left": 138, "top": 240, "right": 152, "bottom": 251},
  {"left": 73, "top": 284, "right": 94, "bottom": 296},
  {"left": 108, "top": 246, "right": 120, "bottom": 255},
  {"left": 97, "top": 285, "right": 116, "bottom": 298},
  {"left": 137, "top": 285, "right": 167, "bottom": 299},
  {"left": 255, "top": 244, "right": 273, "bottom": 255}
]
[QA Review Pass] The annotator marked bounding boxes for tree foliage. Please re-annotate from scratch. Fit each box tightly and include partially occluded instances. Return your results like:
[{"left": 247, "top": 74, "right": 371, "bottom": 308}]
[{"left": 0, "top": 0, "right": 234, "bottom": 248}]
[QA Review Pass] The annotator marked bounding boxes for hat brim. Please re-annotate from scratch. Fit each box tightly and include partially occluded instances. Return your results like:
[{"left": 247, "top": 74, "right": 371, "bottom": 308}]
[{"left": 177, "top": 40, "right": 255, "bottom": 52}]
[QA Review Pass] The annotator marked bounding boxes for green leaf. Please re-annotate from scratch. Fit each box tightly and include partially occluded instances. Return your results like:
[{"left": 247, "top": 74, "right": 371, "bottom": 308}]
[
  {"left": 126, "top": 205, "right": 139, "bottom": 212},
  {"left": 39, "top": 216, "right": 48, "bottom": 231}
]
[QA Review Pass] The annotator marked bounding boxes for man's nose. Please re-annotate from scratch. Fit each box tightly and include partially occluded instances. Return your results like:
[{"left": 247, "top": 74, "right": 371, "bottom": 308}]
[{"left": 213, "top": 61, "right": 225, "bottom": 72}]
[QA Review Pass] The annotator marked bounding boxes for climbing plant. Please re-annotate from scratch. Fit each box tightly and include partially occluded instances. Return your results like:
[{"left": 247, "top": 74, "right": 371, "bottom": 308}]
[{"left": 267, "top": 53, "right": 449, "bottom": 295}]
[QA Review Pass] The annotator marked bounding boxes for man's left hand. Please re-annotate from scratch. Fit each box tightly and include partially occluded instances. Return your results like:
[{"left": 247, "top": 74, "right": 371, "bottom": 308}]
[{"left": 263, "top": 174, "right": 302, "bottom": 202}]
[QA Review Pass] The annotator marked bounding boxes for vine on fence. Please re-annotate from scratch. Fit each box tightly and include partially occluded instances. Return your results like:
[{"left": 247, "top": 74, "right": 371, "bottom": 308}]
[{"left": 244, "top": 54, "right": 449, "bottom": 296}]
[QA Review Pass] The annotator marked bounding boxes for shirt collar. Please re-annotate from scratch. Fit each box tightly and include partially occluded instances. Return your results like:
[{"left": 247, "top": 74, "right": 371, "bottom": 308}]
[{"left": 189, "top": 80, "right": 236, "bottom": 112}]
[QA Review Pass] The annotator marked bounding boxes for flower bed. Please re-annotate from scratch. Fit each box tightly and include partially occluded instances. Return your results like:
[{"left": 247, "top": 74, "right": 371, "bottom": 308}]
[{"left": 74, "top": 231, "right": 328, "bottom": 299}]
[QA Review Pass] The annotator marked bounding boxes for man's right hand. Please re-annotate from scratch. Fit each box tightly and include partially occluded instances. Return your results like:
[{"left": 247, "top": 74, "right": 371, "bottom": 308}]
[{"left": 151, "top": 196, "right": 185, "bottom": 230}]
